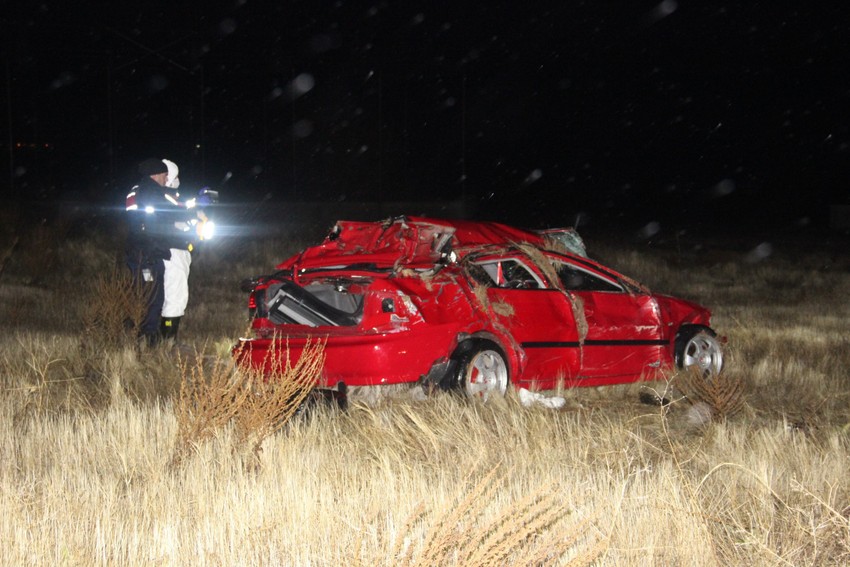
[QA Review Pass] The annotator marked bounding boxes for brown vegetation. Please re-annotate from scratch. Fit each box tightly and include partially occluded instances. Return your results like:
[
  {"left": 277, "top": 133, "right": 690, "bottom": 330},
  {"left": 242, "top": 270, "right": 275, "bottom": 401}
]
[{"left": 0, "top": 216, "right": 849, "bottom": 565}]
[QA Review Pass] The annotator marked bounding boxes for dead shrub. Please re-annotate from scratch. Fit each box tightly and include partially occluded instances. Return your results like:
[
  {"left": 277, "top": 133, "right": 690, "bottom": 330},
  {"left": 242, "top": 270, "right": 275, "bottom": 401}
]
[
  {"left": 169, "top": 354, "right": 251, "bottom": 469},
  {"left": 675, "top": 366, "right": 747, "bottom": 421},
  {"left": 169, "top": 338, "right": 325, "bottom": 471},
  {"left": 80, "top": 266, "right": 151, "bottom": 351},
  {"left": 233, "top": 337, "right": 325, "bottom": 468}
]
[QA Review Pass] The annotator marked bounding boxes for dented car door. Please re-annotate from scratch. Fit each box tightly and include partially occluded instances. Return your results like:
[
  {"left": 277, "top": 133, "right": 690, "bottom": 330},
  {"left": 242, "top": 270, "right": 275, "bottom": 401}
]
[
  {"left": 552, "top": 258, "right": 666, "bottom": 380},
  {"left": 475, "top": 257, "right": 582, "bottom": 388}
]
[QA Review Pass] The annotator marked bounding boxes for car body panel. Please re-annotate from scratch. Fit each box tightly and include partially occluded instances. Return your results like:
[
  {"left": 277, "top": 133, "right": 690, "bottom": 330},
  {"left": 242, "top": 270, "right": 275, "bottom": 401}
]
[
  {"left": 486, "top": 288, "right": 581, "bottom": 386},
  {"left": 235, "top": 216, "right": 716, "bottom": 391},
  {"left": 238, "top": 322, "right": 464, "bottom": 387}
]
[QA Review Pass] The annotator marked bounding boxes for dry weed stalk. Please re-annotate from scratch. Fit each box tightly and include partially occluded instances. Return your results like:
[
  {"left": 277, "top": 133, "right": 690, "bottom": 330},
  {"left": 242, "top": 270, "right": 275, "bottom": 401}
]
[
  {"left": 388, "top": 467, "right": 606, "bottom": 567},
  {"left": 170, "top": 355, "right": 251, "bottom": 469},
  {"left": 233, "top": 338, "right": 326, "bottom": 465},
  {"left": 491, "top": 299, "right": 514, "bottom": 317},
  {"left": 471, "top": 282, "right": 492, "bottom": 313},
  {"left": 516, "top": 242, "right": 589, "bottom": 342},
  {"left": 169, "top": 338, "right": 325, "bottom": 470},
  {"left": 542, "top": 232, "right": 585, "bottom": 258},
  {"left": 518, "top": 242, "right": 563, "bottom": 292},
  {"left": 468, "top": 282, "right": 514, "bottom": 318},
  {"left": 676, "top": 366, "right": 746, "bottom": 420}
]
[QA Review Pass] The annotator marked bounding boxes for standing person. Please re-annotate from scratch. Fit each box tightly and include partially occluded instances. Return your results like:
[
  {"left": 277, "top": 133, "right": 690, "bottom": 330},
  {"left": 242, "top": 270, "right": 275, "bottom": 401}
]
[
  {"left": 125, "top": 158, "right": 189, "bottom": 346},
  {"left": 159, "top": 158, "right": 193, "bottom": 343}
]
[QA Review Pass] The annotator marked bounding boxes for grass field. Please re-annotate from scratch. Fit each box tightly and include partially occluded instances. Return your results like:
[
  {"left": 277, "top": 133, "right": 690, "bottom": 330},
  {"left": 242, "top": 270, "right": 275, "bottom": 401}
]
[{"left": 1, "top": 212, "right": 849, "bottom": 565}]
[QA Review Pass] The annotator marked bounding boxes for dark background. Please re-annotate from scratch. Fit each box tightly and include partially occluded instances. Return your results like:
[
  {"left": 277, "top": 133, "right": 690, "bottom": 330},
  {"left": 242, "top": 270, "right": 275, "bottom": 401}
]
[{"left": 3, "top": 2, "right": 849, "bottom": 233}]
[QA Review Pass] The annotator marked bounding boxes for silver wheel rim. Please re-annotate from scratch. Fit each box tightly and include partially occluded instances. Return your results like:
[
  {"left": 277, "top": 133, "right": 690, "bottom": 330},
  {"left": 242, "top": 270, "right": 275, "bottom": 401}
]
[
  {"left": 464, "top": 349, "right": 508, "bottom": 399},
  {"left": 682, "top": 333, "right": 723, "bottom": 377}
]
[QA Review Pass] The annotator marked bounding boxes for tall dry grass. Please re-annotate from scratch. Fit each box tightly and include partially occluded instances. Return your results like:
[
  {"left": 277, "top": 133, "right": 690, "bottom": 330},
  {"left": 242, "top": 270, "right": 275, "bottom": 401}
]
[{"left": 0, "top": 217, "right": 849, "bottom": 565}]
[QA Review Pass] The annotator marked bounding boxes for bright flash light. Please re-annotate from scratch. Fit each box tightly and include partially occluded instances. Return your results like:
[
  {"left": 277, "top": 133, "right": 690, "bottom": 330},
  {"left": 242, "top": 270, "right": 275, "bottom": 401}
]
[
  {"left": 185, "top": 198, "right": 197, "bottom": 209},
  {"left": 144, "top": 205, "right": 155, "bottom": 214},
  {"left": 201, "top": 220, "right": 216, "bottom": 241}
]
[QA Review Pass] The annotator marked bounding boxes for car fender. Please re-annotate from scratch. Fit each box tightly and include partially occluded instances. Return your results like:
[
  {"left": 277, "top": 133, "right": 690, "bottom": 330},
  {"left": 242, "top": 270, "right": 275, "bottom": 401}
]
[{"left": 450, "top": 329, "right": 526, "bottom": 383}]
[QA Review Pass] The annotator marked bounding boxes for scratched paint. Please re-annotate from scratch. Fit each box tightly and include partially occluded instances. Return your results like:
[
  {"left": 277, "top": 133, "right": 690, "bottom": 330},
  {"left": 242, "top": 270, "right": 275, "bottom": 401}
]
[{"left": 235, "top": 217, "right": 721, "bottom": 392}]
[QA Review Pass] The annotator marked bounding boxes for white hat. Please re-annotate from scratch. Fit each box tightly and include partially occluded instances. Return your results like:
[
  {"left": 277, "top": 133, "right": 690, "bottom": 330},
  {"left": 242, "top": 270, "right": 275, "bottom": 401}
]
[{"left": 162, "top": 159, "right": 180, "bottom": 189}]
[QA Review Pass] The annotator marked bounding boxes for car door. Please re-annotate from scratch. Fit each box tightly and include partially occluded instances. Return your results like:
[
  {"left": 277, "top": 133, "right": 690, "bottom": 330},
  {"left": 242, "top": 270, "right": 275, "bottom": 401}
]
[
  {"left": 473, "top": 257, "right": 582, "bottom": 388},
  {"left": 551, "top": 258, "right": 666, "bottom": 380}
]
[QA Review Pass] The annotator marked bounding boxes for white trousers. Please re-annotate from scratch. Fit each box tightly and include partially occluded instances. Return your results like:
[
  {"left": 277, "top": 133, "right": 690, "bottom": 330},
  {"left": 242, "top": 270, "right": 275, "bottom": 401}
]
[{"left": 162, "top": 248, "right": 192, "bottom": 318}]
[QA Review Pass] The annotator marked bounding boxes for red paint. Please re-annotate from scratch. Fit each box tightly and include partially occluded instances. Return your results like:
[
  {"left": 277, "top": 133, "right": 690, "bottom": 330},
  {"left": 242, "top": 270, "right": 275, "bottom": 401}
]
[{"left": 234, "top": 217, "right": 719, "bottom": 391}]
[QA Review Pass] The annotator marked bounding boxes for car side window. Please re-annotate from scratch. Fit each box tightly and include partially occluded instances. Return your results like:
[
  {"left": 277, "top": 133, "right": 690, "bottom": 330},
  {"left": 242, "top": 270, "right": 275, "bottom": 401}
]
[
  {"left": 554, "top": 261, "right": 622, "bottom": 292},
  {"left": 473, "top": 259, "right": 543, "bottom": 289}
]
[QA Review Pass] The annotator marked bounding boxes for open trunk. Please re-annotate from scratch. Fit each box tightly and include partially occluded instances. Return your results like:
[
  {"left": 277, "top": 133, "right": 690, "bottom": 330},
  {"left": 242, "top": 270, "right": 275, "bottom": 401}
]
[{"left": 266, "top": 280, "right": 365, "bottom": 327}]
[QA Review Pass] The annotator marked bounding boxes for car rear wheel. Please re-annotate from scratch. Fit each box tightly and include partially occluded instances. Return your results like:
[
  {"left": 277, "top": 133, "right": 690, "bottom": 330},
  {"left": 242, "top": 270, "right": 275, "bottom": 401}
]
[
  {"left": 675, "top": 326, "right": 723, "bottom": 377},
  {"left": 453, "top": 340, "right": 509, "bottom": 399}
]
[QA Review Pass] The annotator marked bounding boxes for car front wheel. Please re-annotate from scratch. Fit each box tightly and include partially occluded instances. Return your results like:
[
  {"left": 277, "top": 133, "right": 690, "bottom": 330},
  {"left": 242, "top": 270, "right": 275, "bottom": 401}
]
[
  {"left": 675, "top": 326, "right": 724, "bottom": 377},
  {"left": 453, "top": 340, "right": 509, "bottom": 399}
]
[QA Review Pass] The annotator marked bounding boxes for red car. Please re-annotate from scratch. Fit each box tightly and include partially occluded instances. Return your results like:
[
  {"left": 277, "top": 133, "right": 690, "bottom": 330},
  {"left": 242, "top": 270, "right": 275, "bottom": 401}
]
[{"left": 235, "top": 216, "right": 723, "bottom": 398}]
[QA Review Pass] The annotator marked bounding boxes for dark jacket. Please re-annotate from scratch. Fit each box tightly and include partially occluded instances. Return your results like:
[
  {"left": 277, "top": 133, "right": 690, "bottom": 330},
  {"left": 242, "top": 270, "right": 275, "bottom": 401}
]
[{"left": 126, "top": 177, "right": 192, "bottom": 262}]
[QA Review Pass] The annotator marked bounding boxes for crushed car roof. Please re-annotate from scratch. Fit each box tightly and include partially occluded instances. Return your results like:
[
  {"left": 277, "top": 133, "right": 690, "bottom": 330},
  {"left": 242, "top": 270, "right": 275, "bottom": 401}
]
[{"left": 280, "top": 216, "right": 585, "bottom": 272}]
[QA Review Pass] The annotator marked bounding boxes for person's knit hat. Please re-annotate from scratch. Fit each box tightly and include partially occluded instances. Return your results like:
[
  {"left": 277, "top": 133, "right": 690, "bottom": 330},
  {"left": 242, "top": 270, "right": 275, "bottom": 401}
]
[{"left": 138, "top": 158, "right": 168, "bottom": 176}]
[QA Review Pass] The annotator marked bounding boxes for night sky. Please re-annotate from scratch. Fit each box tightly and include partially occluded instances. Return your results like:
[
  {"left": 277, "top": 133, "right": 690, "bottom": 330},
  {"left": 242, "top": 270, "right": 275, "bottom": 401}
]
[{"left": 3, "top": 2, "right": 850, "bottom": 231}]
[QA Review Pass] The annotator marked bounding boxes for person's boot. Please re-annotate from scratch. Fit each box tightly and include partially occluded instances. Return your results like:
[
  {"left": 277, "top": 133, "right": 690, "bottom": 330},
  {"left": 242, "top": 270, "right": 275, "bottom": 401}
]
[
  {"left": 160, "top": 317, "right": 181, "bottom": 342},
  {"left": 144, "top": 331, "right": 161, "bottom": 348}
]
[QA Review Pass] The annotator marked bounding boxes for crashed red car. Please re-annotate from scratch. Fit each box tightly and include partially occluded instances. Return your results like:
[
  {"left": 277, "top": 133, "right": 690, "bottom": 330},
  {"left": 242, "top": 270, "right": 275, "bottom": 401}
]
[{"left": 234, "top": 216, "right": 723, "bottom": 397}]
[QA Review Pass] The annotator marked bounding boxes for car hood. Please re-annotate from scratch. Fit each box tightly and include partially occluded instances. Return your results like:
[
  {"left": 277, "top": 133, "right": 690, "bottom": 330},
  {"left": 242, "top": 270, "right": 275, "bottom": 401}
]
[{"left": 654, "top": 293, "right": 712, "bottom": 326}]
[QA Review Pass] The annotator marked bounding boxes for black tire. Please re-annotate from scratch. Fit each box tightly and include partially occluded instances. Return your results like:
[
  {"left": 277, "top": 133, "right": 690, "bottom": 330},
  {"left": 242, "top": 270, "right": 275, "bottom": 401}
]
[
  {"left": 674, "top": 325, "right": 723, "bottom": 377},
  {"left": 450, "top": 339, "right": 510, "bottom": 399}
]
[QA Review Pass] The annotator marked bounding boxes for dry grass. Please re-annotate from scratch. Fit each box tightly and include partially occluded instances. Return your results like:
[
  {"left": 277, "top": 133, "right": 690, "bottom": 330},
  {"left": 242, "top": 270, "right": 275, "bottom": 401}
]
[
  {"left": 0, "top": 219, "right": 849, "bottom": 565},
  {"left": 381, "top": 466, "right": 606, "bottom": 567}
]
